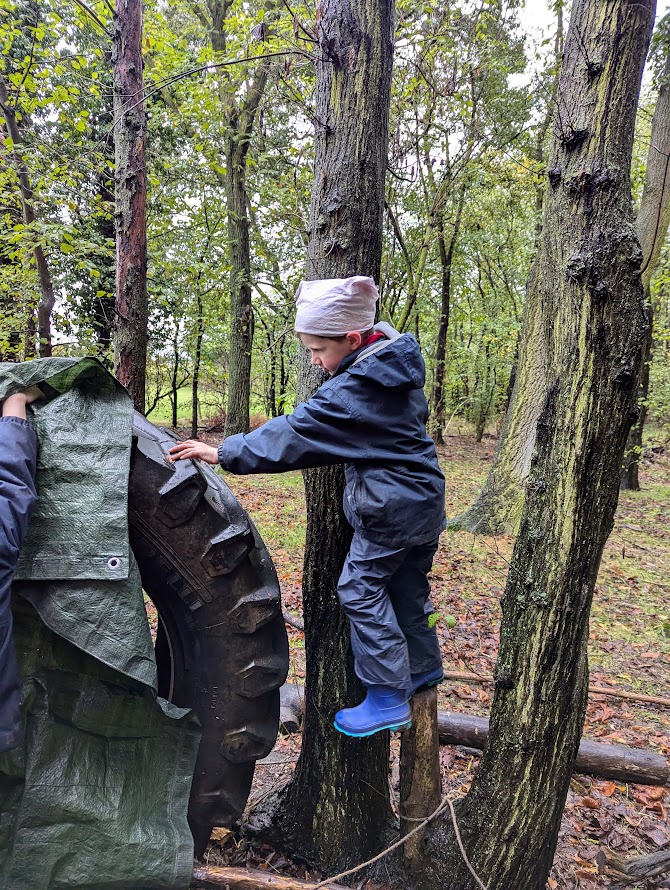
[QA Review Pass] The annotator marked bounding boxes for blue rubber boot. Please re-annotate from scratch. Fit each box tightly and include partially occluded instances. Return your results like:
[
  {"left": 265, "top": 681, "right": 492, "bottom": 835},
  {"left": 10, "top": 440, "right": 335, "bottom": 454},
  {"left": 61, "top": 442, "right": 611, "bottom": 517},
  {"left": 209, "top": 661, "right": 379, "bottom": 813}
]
[
  {"left": 333, "top": 686, "right": 411, "bottom": 737},
  {"left": 410, "top": 667, "right": 444, "bottom": 696}
]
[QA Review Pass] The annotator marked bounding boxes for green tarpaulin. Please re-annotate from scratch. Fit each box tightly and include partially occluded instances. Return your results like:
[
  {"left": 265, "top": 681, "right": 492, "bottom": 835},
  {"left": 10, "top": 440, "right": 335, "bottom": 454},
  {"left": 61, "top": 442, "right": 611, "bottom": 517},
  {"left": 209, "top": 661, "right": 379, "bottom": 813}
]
[{"left": 0, "top": 358, "right": 200, "bottom": 890}]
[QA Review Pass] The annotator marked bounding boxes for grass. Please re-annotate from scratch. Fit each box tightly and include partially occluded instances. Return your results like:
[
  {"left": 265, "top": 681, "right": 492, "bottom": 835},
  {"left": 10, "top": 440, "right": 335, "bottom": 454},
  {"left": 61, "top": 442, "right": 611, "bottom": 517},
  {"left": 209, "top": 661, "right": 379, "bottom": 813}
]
[{"left": 146, "top": 386, "right": 223, "bottom": 425}]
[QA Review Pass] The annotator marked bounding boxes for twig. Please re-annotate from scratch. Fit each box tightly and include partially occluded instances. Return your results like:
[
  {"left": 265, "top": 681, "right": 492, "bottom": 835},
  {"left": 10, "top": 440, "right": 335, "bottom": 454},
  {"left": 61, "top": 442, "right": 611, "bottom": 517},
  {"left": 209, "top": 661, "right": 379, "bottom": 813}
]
[{"left": 71, "top": 0, "right": 111, "bottom": 34}]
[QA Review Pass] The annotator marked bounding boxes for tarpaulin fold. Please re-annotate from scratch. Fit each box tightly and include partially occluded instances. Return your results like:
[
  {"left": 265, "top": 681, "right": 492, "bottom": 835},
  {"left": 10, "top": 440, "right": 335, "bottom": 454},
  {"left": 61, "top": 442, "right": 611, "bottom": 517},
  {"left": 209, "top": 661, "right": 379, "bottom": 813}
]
[{"left": 0, "top": 358, "right": 200, "bottom": 890}]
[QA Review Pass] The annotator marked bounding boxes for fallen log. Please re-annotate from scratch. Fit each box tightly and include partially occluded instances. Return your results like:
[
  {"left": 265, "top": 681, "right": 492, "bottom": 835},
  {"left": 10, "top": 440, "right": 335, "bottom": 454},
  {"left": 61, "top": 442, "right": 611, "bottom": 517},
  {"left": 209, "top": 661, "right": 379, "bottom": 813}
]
[
  {"left": 279, "top": 682, "right": 303, "bottom": 734},
  {"left": 191, "top": 865, "right": 347, "bottom": 889},
  {"left": 282, "top": 608, "right": 305, "bottom": 632},
  {"left": 438, "top": 711, "right": 669, "bottom": 786},
  {"left": 278, "top": 683, "right": 669, "bottom": 785},
  {"left": 596, "top": 848, "right": 670, "bottom": 881}
]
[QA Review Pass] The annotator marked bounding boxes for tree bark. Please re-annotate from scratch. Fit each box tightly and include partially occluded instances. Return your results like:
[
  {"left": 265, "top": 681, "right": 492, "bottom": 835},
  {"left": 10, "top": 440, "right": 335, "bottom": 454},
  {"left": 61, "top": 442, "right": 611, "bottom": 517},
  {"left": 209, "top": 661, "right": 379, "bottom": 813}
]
[
  {"left": 112, "top": 0, "right": 148, "bottom": 412},
  {"left": 399, "top": 688, "right": 442, "bottom": 872},
  {"left": 0, "top": 73, "right": 56, "bottom": 358},
  {"left": 206, "top": 2, "right": 272, "bottom": 439},
  {"left": 417, "top": 3, "right": 654, "bottom": 888},
  {"left": 620, "top": 315, "right": 653, "bottom": 490},
  {"left": 621, "top": 48, "right": 670, "bottom": 489},
  {"left": 223, "top": 130, "right": 256, "bottom": 437},
  {"left": 277, "top": 0, "right": 395, "bottom": 872},
  {"left": 432, "top": 185, "right": 467, "bottom": 445},
  {"left": 192, "top": 289, "right": 204, "bottom": 438}
]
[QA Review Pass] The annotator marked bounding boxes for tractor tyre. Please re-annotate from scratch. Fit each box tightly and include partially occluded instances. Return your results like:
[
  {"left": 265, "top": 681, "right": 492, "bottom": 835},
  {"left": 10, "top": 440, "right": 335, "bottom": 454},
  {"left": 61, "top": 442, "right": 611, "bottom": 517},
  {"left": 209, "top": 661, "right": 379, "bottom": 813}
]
[{"left": 128, "top": 413, "right": 288, "bottom": 857}]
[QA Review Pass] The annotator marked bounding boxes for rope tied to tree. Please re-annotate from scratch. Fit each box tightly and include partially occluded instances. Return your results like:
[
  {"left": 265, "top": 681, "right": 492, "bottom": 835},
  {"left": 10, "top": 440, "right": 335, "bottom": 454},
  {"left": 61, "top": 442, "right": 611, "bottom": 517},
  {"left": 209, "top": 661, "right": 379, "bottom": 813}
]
[{"left": 313, "top": 793, "right": 488, "bottom": 890}]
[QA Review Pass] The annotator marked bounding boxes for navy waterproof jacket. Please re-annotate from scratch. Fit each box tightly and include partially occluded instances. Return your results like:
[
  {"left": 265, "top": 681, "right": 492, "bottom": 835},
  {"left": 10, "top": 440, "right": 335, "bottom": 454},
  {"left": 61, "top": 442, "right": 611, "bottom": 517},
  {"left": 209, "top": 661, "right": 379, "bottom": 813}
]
[
  {"left": 218, "top": 332, "right": 446, "bottom": 547},
  {"left": 0, "top": 416, "right": 38, "bottom": 750}
]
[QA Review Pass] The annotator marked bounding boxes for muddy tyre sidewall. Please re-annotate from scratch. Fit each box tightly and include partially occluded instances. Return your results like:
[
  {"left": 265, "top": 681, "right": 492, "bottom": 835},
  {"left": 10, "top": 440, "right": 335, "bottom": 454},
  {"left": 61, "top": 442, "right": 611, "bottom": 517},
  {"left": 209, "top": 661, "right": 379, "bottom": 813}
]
[{"left": 128, "top": 414, "right": 288, "bottom": 853}]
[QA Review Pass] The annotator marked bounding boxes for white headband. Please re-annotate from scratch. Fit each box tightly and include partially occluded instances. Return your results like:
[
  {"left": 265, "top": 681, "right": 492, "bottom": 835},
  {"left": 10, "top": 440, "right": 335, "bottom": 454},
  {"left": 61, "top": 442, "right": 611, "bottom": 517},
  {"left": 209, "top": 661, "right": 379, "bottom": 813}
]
[{"left": 294, "top": 276, "right": 378, "bottom": 336}]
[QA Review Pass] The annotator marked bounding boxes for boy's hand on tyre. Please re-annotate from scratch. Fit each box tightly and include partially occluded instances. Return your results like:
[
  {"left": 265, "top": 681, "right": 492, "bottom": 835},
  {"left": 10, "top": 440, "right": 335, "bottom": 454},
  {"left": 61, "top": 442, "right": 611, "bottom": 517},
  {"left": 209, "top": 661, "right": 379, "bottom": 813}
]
[{"left": 168, "top": 440, "right": 219, "bottom": 465}]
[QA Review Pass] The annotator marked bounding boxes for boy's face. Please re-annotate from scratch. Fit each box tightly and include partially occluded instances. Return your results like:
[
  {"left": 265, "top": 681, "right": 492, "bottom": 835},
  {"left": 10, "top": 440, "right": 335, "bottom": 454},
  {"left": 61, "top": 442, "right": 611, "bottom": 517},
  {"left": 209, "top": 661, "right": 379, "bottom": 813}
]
[{"left": 300, "top": 332, "right": 363, "bottom": 374}]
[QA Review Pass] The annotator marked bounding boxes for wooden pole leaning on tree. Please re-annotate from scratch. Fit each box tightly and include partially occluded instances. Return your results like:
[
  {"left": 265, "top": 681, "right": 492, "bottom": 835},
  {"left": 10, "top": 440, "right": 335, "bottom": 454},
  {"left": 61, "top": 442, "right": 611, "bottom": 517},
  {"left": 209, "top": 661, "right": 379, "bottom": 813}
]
[{"left": 399, "top": 687, "right": 442, "bottom": 872}]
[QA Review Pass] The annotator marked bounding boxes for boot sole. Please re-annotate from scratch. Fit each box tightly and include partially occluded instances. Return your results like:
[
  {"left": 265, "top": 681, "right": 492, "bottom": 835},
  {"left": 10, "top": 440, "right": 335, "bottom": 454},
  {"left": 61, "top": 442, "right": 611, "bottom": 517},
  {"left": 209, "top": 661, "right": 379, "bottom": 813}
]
[
  {"left": 333, "top": 718, "right": 412, "bottom": 738},
  {"left": 410, "top": 674, "right": 444, "bottom": 696}
]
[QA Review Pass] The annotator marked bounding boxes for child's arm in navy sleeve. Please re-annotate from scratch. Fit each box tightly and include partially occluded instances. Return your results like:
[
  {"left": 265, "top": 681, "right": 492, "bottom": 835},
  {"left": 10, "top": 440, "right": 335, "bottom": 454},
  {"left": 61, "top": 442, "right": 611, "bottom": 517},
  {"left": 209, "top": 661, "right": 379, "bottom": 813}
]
[
  {"left": 169, "top": 384, "right": 359, "bottom": 474},
  {"left": 0, "top": 390, "right": 40, "bottom": 568},
  {"left": 217, "top": 386, "right": 359, "bottom": 474}
]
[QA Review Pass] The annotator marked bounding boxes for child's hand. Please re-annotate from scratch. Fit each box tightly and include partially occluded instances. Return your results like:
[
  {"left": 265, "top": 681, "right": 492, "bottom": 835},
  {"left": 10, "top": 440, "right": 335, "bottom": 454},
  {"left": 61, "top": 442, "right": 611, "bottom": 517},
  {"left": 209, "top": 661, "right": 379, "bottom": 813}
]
[
  {"left": 22, "top": 386, "right": 44, "bottom": 404},
  {"left": 168, "top": 440, "right": 219, "bottom": 465},
  {"left": 2, "top": 386, "right": 44, "bottom": 419}
]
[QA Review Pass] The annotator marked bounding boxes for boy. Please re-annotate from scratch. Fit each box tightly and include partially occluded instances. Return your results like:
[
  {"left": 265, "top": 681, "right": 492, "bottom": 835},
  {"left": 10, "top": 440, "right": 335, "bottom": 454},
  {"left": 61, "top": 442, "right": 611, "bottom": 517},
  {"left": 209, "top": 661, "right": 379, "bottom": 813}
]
[
  {"left": 0, "top": 387, "right": 42, "bottom": 752},
  {"left": 169, "top": 276, "right": 445, "bottom": 737}
]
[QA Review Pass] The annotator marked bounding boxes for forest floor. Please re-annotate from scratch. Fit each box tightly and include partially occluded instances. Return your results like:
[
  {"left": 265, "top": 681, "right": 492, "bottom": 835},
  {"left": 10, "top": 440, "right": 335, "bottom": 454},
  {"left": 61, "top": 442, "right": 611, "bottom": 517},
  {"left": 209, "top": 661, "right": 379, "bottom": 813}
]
[{"left": 189, "top": 428, "right": 670, "bottom": 889}]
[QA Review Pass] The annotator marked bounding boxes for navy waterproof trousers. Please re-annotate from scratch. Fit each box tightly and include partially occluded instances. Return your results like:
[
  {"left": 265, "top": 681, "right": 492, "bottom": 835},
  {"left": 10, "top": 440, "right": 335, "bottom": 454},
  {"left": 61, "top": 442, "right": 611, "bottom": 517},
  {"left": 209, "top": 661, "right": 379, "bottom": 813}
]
[
  {"left": 0, "top": 416, "right": 38, "bottom": 752},
  {"left": 337, "top": 532, "right": 443, "bottom": 692}
]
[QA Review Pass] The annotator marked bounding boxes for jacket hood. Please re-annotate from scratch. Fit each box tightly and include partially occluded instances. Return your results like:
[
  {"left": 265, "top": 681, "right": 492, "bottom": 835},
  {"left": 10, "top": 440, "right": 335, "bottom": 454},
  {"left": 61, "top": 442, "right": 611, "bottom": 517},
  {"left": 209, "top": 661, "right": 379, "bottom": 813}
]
[{"left": 336, "top": 333, "right": 426, "bottom": 390}]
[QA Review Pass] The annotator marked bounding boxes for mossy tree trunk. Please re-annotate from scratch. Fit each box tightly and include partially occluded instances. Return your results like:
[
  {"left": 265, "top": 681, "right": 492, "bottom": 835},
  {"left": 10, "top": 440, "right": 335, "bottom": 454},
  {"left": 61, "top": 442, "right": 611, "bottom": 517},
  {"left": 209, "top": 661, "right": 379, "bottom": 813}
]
[
  {"left": 112, "top": 0, "right": 148, "bottom": 412},
  {"left": 459, "top": 12, "right": 668, "bottom": 528},
  {"left": 278, "top": 0, "right": 395, "bottom": 872},
  {"left": 415, "top": 2, "right": 654, "bottom": 888},
  {"left": 453, "top": 1, "right": 561, "bottom": 534},
  {"left": 454, "top": 268, "right": 546, "bottom": 533}
]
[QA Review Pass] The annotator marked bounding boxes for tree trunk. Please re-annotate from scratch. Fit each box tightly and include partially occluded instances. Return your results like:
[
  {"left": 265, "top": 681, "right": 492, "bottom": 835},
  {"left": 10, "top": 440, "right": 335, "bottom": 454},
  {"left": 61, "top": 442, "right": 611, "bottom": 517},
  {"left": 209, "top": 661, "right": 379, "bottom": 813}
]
[
  {"left": 432, "top": 186, "right": 466, "bottom": 445},
  {"left": 208, "top": 2, "right": 271, "bottom": 439},
  {"left": 454, "top": 278, "right": 545, "bottom": 533},
  {"left": 223, "top": 134, "right": 255, "bottom": 436},
  {"left": 171, "top": 323, "right": 179, "bottom": 428},
  {"left": 621, "top": 314, "right": 653, "bottom": 490},
  {"left": 533, "top": 2, "right": 564, "bottom": 242},
  {"left": 92, "top": 166, "right": 116, "bottom": 360},
  {"left": 621, "top": 47, "right": 670, "bottom": 489},
  {"left": 435, "top": 711, "right": 669, "bottom": 786},
  {"left": 278, "top": 0, "right": 395, "bottom": 871},
  {"left": 192, "top": 290, "right": 204, "bottom": 439},
  {"left": 279, "top": 345, "right": 286, "bottom": 416},
  {"left": 459, "top": 12, "right": 669, "bottom": 527},
  {"left": 454, "top": 4, "right": 563, "bottom": 534},
  {"left": 192, "top": 865, "right": 349, "bottom": 889},
  {"left": 399, "top": 689, "right": 441, "bottom": 872},
  {"left": 0, "top": 74, "right": 56, "bottom": 358},
  {"left": 112, "top": 0, "right": 148, "bottom": 413},
  {"left": 418, "top": 3, "right": 654, "bottom": 888}
]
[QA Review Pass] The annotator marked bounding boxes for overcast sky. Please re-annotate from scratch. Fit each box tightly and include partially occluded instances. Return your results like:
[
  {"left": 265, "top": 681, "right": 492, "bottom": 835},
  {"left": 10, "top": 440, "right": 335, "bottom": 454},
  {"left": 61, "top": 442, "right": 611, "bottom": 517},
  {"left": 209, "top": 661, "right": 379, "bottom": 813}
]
[
  {"left": 513, "top": 1, "right": 669, "bottom": 87},
  {"left": 518, "top": 0, "right": 670, "bottom": 37}
]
